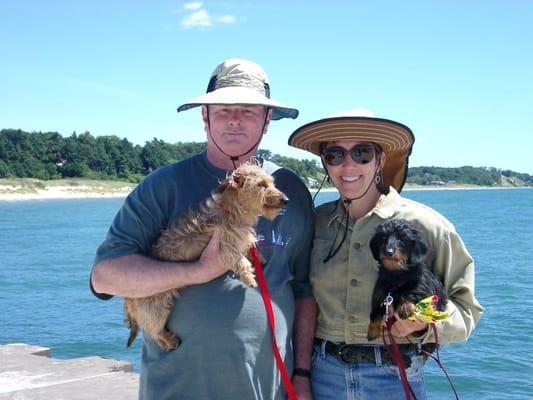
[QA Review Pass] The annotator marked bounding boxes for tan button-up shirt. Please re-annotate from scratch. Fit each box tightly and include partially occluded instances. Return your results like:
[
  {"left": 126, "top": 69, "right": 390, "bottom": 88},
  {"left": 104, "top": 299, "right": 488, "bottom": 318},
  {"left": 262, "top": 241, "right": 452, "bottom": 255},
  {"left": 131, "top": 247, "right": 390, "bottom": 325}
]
[{"left": 310, "top": 188, "right": 483, "bottom": 345}]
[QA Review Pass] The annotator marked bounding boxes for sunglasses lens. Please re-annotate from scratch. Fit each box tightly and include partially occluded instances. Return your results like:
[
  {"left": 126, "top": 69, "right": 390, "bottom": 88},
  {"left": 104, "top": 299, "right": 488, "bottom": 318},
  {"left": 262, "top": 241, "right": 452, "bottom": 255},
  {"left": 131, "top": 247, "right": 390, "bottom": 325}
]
[
  {"left": 323, "top": 145, "right": 375, "bottom": 166},
  {"left": 323, "top": 148, "right": 346, "bottom": 166},
  {"left": 351, "top": 145, "right": 374, "bottom": 164}
]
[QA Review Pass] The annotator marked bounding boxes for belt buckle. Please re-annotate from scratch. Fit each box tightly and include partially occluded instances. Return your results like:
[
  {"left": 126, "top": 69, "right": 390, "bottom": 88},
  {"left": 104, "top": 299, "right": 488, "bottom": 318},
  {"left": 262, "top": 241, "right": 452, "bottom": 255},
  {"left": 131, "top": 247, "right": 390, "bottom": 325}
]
[
  {"left": 338, "top": 344, "right": 359, "bottom": 363},
  {"left": 337, "top": 344, "right": 374, "bottom": 363}
]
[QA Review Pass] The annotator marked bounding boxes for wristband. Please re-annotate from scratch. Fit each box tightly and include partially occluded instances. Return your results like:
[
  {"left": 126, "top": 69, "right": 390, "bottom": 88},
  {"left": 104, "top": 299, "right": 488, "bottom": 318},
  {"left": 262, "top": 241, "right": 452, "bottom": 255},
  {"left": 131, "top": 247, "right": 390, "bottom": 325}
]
[{"left": 292, "top": 368, "right": 311, "bottom": 379}]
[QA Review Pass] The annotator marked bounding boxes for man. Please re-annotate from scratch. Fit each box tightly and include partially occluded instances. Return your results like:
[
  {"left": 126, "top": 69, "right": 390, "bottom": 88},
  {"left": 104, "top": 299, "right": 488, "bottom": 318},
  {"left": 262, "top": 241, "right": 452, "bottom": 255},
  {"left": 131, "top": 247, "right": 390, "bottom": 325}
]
[{"left": 90, "top": 59, "right": 316, "bottom": 399}]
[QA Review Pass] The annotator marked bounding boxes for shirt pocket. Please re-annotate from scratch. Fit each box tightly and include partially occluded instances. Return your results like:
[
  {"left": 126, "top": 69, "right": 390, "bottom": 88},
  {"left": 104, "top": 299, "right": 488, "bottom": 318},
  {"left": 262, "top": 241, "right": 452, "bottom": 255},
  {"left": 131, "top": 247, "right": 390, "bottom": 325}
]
[
  {"left": 310, "top": 238, "right": 347, "bottom": 289},
  {"left": 310, "top": 238, "right": 333, "bottom": 272}
]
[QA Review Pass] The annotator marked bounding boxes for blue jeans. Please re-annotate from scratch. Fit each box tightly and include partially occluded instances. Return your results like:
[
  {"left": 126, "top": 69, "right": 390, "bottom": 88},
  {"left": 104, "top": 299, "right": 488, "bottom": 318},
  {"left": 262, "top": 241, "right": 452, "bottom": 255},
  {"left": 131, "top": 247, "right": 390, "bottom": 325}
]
[{"left": 311, "top": 341, "right": 427, "bottom": 400}]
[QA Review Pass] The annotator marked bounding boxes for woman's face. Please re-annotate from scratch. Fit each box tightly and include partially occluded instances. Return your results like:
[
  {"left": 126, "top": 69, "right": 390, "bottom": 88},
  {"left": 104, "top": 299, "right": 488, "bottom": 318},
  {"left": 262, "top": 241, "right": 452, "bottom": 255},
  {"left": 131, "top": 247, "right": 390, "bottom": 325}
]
[{"left": 322, "top": 140, "right": 385, "bottom": 199}]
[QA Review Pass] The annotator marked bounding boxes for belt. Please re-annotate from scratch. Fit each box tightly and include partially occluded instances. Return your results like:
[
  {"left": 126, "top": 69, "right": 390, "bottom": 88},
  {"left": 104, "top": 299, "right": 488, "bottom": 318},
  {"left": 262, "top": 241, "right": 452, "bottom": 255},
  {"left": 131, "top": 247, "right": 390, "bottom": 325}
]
[{"left": 315, "top": 338, "right": 416, "bottom": 367}]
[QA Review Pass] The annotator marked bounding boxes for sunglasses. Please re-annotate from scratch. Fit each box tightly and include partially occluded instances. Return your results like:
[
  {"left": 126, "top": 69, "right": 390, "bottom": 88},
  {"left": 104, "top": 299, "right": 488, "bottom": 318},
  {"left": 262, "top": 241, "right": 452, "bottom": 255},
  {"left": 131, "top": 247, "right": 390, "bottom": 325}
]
[{"left": 322, "top": 144, "right": 376, "bottom": 166}]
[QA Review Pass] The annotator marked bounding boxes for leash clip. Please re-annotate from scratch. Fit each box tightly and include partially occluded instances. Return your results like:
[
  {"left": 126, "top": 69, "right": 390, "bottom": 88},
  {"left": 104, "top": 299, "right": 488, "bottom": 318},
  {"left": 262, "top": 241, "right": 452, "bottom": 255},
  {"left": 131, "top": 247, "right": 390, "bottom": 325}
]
[{"left": 384, "top": 293, "right": 394, "bottom": 322}]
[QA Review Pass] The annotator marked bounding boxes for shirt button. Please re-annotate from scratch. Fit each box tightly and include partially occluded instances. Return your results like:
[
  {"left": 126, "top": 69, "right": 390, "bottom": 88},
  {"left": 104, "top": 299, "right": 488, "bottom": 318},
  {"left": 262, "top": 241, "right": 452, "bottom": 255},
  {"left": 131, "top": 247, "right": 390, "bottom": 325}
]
[
  {"left": 353, "top": 242, "right": 361, "bottom": 249},
  {"left": 348, "top": 315, "right": 357, "bottom": 323},
  {"left": 350, "top": 279, "right": 358, "bottom": 287}
]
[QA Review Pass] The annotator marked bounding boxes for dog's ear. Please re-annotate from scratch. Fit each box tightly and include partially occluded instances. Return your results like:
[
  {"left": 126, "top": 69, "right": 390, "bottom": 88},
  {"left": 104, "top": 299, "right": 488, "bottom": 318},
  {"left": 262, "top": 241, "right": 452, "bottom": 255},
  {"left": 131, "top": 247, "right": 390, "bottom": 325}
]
[
  {"left": 214, "top": 180, "right": 229, "bottom": 196},
  {"left": 231, "top": 170, "right": 244, "bottom": 187},
  {"left": 409, "top": 228, "right": 428, "bottom": 264},
  {"left": 369, "top": 232, "right": 382, "bottom": 262}
]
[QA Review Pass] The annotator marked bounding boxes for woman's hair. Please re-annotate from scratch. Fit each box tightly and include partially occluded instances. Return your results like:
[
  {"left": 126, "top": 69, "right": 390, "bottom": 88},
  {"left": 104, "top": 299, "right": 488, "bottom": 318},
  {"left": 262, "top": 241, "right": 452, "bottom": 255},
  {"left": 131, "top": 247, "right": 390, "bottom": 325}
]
[{"left": 372, "top": 144, "right": 389, "bottom": 194}]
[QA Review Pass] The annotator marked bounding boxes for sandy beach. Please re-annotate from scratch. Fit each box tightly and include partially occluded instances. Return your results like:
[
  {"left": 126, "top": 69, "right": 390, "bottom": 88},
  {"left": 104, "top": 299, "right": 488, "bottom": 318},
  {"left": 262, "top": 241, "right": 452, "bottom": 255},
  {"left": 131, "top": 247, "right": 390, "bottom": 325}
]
[{"left": 0, "top": 179, "right": 135, "bottom": 201}]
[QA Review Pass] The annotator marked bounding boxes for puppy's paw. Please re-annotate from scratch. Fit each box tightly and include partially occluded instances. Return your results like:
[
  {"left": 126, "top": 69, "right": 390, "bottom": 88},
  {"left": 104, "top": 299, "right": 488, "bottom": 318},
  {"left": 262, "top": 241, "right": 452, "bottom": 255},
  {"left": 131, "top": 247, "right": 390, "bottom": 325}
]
[
  {"left": 236, "top": 256, "right": 252, "bottom": 270},
  {"left": 235, "top": 257, "right": 257, "bottom": 287},
  {"left": 367, "top": 320, "right": 383, "bottom": 341},
  {"left": 157, "top": 330, "right": 181, "bottom": 352},
  {"left": 398, "top": 302, "right": 416, "bottom": 320},
  {"left": 239, "top": 270, "right": 257, "bottom": 287}
]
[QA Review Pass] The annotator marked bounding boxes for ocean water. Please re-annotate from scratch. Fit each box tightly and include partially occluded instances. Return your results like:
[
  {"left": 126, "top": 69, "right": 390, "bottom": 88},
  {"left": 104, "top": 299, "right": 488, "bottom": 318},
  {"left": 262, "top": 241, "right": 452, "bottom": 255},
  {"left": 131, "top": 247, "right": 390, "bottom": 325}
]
[{"left": 1, "top": 189, "right": 532, "bottom": 399}]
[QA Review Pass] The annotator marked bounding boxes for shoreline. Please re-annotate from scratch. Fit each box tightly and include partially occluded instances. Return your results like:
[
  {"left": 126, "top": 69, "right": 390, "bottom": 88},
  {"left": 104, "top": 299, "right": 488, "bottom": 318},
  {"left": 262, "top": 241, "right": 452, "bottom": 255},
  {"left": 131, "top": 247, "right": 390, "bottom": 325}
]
[
  {"left": 0, "top": 191, "right": 132, "bottom": 201},
  {"left": 0, "top": 178, "right": 135, "bottom": 202},
  {"left": 1, "top": 179, "right": 531, "bottom": 202}
]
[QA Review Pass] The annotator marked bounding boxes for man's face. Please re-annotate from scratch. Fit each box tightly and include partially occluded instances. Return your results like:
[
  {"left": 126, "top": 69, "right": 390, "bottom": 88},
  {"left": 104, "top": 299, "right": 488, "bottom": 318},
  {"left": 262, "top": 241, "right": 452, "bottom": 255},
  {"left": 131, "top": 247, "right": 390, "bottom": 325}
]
[{"left": 202, "top": 105, "right": 271, "bottom": 157}]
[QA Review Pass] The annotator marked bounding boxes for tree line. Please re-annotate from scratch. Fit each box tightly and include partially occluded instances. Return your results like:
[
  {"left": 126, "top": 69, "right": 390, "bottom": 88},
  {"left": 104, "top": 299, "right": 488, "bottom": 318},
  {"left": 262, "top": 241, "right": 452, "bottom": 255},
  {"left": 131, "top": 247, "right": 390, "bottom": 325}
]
[
  {"left": 407, "top": 166, "right": 533, "bottom": 187},
  {"left": 1, "top": 129, "right": 531, "bottom": 187}
]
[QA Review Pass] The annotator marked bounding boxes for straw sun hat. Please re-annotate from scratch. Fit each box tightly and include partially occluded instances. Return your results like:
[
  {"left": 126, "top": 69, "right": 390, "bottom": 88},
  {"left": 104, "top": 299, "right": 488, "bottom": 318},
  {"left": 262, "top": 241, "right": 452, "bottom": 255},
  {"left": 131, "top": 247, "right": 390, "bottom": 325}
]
[
  {"left": 177, "top": 58, "right": 298, "bottom": 120},
  {"left": 288, "top": 108, "right": 415, "bottom": 192}
]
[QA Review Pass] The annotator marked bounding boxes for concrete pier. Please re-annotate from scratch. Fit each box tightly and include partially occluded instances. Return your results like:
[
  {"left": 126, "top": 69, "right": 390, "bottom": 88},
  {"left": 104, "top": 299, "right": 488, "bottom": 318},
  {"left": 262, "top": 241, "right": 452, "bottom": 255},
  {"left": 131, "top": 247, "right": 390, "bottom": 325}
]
[{"left": 0, "top": 344, "right": 139, "bottom": 400}]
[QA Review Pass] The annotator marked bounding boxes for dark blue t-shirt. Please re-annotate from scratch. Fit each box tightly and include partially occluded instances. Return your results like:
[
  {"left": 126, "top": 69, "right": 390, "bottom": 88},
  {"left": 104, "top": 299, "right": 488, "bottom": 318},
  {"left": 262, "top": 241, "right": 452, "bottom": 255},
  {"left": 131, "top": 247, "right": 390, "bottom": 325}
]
[{"left": 92, "top": 152, "right": 313, "bottom": 400}]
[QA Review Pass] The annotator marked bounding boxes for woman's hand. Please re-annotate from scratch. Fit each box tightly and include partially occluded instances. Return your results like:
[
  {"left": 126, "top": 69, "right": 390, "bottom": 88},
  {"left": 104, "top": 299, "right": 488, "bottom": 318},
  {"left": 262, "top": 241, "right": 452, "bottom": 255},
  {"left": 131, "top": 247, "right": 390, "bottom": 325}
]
[{"left": 384, "top": 305, "right": 428, "bottom": 337}]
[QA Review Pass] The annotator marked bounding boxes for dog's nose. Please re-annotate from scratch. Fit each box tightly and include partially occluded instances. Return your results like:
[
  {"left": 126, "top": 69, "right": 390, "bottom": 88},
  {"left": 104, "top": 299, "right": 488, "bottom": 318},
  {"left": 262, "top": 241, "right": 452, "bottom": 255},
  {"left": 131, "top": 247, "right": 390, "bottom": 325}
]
[
  {"left": 384, "top": 248, "right": 394, "bottom": 257},
  {"left": 281, "top": 195, "right": 289, "bottom": 206}
]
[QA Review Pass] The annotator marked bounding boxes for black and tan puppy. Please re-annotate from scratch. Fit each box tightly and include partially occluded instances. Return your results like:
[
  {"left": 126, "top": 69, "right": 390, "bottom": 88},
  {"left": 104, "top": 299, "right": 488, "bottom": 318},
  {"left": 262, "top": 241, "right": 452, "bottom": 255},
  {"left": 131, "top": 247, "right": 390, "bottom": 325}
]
[{"left": 367, "top": 218, "right": 448, "bottom": 341}]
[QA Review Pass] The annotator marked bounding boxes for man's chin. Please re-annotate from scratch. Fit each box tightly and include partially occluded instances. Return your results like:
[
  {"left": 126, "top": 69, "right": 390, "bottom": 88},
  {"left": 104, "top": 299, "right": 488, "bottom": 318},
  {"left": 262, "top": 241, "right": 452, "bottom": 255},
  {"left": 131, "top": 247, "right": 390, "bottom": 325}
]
[{"left": 221, "top": 140, "right": 254, "bottom": 153}]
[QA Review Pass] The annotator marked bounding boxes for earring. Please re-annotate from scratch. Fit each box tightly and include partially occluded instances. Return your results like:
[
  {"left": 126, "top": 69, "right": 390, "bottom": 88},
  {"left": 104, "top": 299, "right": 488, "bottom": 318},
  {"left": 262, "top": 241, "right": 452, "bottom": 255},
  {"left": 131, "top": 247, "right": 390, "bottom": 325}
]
[{"left": 374, "top": 171, "right": 382, "bottom": 184}]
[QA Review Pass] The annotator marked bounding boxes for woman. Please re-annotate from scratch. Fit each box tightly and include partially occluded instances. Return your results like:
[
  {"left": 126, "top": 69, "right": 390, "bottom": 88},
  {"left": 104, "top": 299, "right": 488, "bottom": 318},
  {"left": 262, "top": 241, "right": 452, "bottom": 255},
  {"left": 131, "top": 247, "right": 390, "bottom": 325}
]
[{"left": 288, "top": 109, "right": 483, "bottom": 399}]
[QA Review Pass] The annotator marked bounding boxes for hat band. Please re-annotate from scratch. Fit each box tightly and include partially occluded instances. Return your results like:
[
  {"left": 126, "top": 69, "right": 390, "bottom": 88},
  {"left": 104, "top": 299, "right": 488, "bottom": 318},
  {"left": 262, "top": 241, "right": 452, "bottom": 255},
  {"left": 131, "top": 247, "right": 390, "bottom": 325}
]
[{"left": 206, "top": 74, "right": 271, "bottom": 98}]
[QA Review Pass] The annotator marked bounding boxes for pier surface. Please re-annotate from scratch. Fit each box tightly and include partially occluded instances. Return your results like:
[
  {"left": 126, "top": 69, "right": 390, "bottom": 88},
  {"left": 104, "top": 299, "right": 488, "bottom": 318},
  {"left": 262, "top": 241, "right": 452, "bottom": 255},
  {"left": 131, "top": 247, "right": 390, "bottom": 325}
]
[{"left": 0, "top": 344, "right": 139, "bottom": 399}]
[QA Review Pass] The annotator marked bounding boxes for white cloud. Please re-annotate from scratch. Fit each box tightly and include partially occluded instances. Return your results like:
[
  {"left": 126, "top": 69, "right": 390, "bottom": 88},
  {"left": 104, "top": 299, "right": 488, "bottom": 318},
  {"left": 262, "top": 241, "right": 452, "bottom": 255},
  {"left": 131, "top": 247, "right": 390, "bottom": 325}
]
[
  {"left": 215, "top": 15, "right": 236, "bottom": 24},
  {"left": 175, "top": 2, "right": 242, "bottom": 30},
  {"left": 181, "top": 9, "right": 212, "bottom": 29},
  {"left": 184, "top": 2, "right": 203, "bottom": 11}
]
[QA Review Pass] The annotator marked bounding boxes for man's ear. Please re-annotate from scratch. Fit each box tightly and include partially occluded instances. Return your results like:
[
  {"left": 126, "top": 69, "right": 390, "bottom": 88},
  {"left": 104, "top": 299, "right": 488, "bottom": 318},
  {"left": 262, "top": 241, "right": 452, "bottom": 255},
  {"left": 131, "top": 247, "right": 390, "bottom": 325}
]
[
  {"left": 201, "top": 106, "right": 209, "bottom": 124},
  {"left": 262, "top": 108, "right": 272, "bottom": 135}
]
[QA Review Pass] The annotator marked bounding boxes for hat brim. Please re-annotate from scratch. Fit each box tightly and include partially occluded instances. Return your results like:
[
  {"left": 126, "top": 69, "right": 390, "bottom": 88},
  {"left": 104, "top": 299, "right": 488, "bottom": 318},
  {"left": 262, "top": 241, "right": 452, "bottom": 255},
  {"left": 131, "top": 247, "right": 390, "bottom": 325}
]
[
  {"left": 288, "top": 117, "right": 414, "bottom": 192},
  {"left": 177, "top": 87, "right": 298, "bottom": 120}
]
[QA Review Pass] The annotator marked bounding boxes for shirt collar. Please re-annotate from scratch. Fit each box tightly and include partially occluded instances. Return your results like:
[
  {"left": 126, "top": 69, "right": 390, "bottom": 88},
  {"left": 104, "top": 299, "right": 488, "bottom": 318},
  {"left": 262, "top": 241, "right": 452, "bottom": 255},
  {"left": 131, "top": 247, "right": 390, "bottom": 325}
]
[
  {"left": 326, "top": 199, "right": 348, "bottom": 229},
  {"left": 373, "top": 187, "right": 401, "bottom": 219}
]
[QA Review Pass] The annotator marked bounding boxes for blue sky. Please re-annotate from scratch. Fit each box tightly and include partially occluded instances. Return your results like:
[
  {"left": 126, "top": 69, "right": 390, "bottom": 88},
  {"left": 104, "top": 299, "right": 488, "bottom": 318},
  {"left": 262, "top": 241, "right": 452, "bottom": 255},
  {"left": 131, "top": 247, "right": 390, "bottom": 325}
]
[{"left": 2, "top": 1, "right": 532, "bottom": 174}]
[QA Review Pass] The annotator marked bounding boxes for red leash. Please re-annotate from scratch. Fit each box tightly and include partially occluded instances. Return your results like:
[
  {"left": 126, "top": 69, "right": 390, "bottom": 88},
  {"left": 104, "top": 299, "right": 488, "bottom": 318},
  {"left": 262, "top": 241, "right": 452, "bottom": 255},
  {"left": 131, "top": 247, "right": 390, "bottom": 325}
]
[
  {"left": 250, "top": 246, "right": 297, "bottom": 400},
  {"left": 384, "top": 315, "right": 417, "bottom": 400},
  {"left": 421, "top": 325, "right": 460, "bottom": 400},
  {"left": 383, "top": 296, "right": 460, "bottom": 400}
]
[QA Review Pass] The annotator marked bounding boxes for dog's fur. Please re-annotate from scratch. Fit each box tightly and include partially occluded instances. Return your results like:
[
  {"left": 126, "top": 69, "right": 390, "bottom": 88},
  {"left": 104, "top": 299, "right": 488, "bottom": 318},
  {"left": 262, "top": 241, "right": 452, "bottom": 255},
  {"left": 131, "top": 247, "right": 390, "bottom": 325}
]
[
  {"left": 124, "top": 162, "right": 288, "bottom": 351},
  {"left": 367, "top": 218, "right": 448, "bottom": 341}
]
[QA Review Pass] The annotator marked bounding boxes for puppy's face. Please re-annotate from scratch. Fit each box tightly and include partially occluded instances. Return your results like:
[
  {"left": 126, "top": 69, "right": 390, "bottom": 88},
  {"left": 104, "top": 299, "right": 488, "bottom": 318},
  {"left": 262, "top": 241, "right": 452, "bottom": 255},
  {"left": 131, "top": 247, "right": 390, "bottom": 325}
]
[
  {"left": 257, "top": 174, "right": 289, "bottom": 220},
  {"left": 216, "top": 164, "right": 289, "bottom": 220},
  {"left": 373, "top": 232, "right": 410, "bottom": 272},
  {"left": 370, "top": 219, "right": 428, "bottom": 272}
]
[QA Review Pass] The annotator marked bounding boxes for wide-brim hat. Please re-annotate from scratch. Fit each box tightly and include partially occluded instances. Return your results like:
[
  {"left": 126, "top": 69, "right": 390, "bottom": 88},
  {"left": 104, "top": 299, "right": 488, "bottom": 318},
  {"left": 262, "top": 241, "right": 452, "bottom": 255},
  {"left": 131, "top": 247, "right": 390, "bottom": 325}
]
[
  {"left": 177, "top": 58, "right": 298, "bottom": 121},
  {"left": 288, "top": 108, "right": 415, "bottom": 192}
]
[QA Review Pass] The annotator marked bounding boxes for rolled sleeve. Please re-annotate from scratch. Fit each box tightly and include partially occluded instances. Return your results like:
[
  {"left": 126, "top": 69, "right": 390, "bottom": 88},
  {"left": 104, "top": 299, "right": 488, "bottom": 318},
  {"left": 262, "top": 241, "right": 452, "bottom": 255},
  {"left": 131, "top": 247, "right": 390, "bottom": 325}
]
[{"left": 94, "top": 177, "right": 168, "bottom": 266}]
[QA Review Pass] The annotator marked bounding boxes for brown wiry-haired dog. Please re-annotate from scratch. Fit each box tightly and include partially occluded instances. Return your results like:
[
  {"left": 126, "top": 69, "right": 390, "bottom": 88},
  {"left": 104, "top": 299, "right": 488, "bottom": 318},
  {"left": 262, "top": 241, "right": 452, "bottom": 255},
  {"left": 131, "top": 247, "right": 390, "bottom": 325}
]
[{"left": 124, "top": 162, "right": 289, "bottom": 351}]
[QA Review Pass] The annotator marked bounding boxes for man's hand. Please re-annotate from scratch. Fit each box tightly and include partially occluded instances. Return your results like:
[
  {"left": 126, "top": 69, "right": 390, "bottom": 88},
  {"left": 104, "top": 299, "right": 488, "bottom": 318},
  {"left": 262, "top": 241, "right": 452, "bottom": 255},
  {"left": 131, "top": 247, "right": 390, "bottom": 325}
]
[
  {"left": 193, "top": 229, "right": 231, "bottom": 284},
  {"left": 292, "top": 376, "right": 313, "bottom": 400}
]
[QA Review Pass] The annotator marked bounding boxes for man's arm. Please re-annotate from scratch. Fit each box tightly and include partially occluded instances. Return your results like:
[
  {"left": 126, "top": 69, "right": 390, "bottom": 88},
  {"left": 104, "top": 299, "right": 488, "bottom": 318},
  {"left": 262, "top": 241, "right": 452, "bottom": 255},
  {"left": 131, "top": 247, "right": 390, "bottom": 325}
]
[
  {"left": 292, "top": 296, "right": 317, "bottom": 400},
  {"left": 91, "top": 230, "right": 229, "bottom": 298}
]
